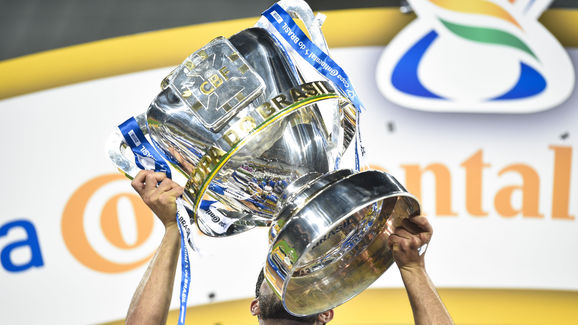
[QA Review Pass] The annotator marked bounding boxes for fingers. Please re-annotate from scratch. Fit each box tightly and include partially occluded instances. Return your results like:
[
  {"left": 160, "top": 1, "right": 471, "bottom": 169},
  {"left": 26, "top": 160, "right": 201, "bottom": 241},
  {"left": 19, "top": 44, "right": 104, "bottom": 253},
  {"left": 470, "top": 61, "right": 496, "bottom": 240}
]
[
  {"left": 131, "top": 170, "right": 177, "bottom": 199},
  {"left": 388, "top": 232, "right": 423, "bottom": 251},
  {"left": 144, "top": 171, "right": 167, "bottom": 193},
  {"left": 153, "top": 179, "right": 183, "bottom": 204},
  {"left": 131, "top": 170, "right": 150, "bottom": 195},
  {"left": 408, "top": 216, "right": 433, "bottom": 236},
  {"left": 135, "top": 171, "right": 165, "bottom": 191},
  {"left": 407, "top": 216, "right": 433, "bottom": 245},
  {"left": 167, "top": 186, "right": 184, "bottom": 199},
  {"left": 156, "top": 178, "right": 174, "bottom": 192},
  {"left": 155, "top": 187, "right": 183, "bottom": 207},
  {"left": 388, "top": 216, "right": 432, "bottom": 268},
  {"left": 400, "top": 218, "right": 423, "bottom": 235},
  {"left": 156, "top": 179, "right": 184, "bottom": 197},
  {"left": 388, "top": 216, "right": 433, "bottom": 250},
  {"left": 129, "top": 170, "right": 183, "bottom": 228},
  {"left": 172, "top": 184, "right": 184, "bottom": 197}
]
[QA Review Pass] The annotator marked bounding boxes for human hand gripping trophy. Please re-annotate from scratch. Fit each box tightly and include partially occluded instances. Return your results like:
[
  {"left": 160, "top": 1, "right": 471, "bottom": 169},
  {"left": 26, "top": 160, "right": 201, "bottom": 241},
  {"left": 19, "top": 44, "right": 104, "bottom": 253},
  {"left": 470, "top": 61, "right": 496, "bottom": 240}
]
[{"left": 107, "top": 0, "right": 421, "bottom": 317}]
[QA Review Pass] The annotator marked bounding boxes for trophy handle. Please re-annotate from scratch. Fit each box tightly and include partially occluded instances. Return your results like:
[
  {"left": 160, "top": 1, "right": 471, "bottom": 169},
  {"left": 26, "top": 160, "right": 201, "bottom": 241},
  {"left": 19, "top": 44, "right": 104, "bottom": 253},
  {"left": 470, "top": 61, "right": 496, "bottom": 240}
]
[{"left": 105, "top": 113, "right": 149, "bottom": 179}]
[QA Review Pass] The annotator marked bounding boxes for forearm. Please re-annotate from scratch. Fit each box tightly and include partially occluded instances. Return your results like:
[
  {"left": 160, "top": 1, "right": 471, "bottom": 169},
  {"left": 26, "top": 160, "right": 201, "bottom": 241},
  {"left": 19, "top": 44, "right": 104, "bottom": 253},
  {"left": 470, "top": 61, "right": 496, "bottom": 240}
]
[
  {"left": 400, "top": 266, "right": 453, "bottom": 325},
  {"left": 126, "top": 225, "right": 181, "bottom": 325}
]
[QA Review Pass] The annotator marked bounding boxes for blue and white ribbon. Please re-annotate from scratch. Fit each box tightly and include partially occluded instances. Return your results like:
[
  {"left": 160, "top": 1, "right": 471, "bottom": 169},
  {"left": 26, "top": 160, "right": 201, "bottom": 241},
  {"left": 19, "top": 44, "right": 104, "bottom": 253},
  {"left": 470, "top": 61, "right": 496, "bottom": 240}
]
[
  {"left": 118, "top": 117, "right": 172, "bottom": 178},
  {"left": 261, "top": 4, "right": 367, "bottom": 170},
  {"left": 118, "top": 116, "right": 193, "bottom": 325},
  {"left": 175, "top": 199, "right": 193, "bottom": 325},
  {"left": 262, "top": 3, "right": 363, "bottom": 112}
]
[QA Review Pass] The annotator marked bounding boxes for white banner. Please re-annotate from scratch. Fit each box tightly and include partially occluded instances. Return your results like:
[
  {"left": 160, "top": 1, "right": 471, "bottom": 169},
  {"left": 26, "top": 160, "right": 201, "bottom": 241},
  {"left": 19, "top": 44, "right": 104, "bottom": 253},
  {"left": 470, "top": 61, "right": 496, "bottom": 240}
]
[{"left": 0, "top": 47, "right": 576, "bottom": 325}]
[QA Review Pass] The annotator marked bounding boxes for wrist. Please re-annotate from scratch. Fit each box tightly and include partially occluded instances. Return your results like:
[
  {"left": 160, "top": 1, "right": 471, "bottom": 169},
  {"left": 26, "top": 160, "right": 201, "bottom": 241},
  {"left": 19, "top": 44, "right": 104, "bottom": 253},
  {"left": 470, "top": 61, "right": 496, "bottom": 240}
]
[
  {"left": 399, "top": 265, "right": 430, "bottom": 294},
  {"left": 163, "top": 222, "right": 180, "bottom": 238},
  {"left": 399, "top": 264, "right": 426, "bottom": 278}
]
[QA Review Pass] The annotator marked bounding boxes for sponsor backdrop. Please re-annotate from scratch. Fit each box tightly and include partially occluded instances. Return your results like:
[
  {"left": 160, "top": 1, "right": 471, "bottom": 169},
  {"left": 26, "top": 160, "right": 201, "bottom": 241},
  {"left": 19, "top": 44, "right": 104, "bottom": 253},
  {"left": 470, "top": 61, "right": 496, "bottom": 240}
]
[{"left": 1, "top": 2, "right": 577, "bottom": 325}]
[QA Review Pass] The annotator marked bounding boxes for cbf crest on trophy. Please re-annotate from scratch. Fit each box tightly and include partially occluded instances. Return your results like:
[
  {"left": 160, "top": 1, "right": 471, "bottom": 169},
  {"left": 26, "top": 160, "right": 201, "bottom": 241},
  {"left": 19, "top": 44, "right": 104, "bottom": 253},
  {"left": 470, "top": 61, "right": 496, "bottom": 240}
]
[{"left": 106, "top": 0, "right": 420, "bottom": 318}]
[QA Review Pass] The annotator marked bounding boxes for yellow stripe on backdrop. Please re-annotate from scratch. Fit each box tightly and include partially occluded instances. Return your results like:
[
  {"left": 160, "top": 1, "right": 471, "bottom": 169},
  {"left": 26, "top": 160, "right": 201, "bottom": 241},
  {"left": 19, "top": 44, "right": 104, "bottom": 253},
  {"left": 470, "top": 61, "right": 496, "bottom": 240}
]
[
  {"left": 1, "top": 8, "right": 576, "bottom": 100},
  {"left": 101, "top": 288, "right": 578, "bottom": 325}
]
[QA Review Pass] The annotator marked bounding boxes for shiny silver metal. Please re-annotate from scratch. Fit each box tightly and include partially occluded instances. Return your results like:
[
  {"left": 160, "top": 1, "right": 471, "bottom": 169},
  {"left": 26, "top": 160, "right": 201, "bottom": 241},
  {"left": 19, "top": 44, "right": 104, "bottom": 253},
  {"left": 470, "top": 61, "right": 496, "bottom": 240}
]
[
  {"left": 265, "top": 170, "right": 420, "bottom": 315},
  {"left": 107, "top": 0, "right": 420, "bottom": 317},
  {"left": 109, "top": 26, "right": 356, "bottom": 237}
]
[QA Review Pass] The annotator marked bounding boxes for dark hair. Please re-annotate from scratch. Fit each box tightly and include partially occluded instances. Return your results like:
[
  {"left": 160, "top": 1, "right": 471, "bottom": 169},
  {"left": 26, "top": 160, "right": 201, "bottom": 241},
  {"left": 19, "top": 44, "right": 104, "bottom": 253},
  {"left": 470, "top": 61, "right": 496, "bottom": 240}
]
[
  {"left": 255, "top": 268, "right": 324, "bottom": 324},
  {"left": 255, "top": 268, "right": 265, "bottom": 297}
]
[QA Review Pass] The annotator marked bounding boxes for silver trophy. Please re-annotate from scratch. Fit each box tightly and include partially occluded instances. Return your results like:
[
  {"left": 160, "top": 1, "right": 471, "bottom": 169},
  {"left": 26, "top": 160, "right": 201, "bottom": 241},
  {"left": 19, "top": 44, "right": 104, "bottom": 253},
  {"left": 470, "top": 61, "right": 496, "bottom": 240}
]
[{"left": 107, "top": 0, "right": 420, "bottom": 316}]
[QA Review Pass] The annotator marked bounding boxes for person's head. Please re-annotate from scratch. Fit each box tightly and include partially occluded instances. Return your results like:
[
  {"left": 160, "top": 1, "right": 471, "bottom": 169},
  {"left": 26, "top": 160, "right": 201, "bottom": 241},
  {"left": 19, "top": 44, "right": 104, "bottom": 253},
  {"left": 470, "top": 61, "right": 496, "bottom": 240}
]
[{"left": 250, "top": 269, "right": 333, "bottom": 324}]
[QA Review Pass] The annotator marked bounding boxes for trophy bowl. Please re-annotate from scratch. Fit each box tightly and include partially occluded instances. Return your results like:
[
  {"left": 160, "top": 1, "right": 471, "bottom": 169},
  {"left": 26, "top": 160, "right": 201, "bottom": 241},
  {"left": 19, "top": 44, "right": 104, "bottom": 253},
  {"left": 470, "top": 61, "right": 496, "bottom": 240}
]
[
  {"left": 265, "top": 170, "right": 420, "bottom": 315},
  {"left": 110, "top": 27, "right": 358, "bottom": 237}
]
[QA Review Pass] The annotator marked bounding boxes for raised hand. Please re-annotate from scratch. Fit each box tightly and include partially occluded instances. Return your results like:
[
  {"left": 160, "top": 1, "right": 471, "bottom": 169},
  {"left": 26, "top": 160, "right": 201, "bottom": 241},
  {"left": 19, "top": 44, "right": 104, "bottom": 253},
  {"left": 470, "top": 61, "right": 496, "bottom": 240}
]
[
  {"left": 388, "top": 216, "right": 432, "bottom": 270},
  {"left": 131, "top": 170, "right": 184, "bottom": 229}
]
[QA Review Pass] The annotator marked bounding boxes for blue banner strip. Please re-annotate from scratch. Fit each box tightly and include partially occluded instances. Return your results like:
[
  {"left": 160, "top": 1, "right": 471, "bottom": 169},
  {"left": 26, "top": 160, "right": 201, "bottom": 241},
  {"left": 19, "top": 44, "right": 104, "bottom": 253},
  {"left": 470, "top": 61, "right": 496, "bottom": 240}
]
[
  {"left": 118, "top": 116, "right": 191, "bottom": 323},
  {"left": 118, "top": 117, "right": 172, "bottom": 178},
  {"left": 262, "top": 4, "right": 364, "bottom": 112},
  {"left": 176, "top": 209, "right": 191, "bottom": 325}
]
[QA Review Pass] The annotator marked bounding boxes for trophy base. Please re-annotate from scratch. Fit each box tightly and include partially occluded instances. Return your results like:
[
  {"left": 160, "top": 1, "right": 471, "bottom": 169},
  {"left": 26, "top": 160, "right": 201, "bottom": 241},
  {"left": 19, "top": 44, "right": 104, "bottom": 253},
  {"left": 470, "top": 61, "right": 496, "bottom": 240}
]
[{"left": 265, "top": 169, "right": 421, "bottom": 316}]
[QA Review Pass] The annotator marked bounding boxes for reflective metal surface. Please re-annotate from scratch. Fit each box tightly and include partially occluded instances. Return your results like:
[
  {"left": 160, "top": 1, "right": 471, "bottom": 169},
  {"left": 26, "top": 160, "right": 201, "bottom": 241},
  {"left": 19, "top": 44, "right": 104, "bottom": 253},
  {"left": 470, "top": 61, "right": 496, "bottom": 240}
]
[
  {"left": 109, "top": 25, "right": 356, "bottom": 236},
  {"left": 265, "top": 170, "right": 420, "bottom": 315},
  {"left": 107, "top": 0, "right": 421, "bottom": 316},
  {"left": 165, "top": 36, "right": 265, "bottom": 131}
]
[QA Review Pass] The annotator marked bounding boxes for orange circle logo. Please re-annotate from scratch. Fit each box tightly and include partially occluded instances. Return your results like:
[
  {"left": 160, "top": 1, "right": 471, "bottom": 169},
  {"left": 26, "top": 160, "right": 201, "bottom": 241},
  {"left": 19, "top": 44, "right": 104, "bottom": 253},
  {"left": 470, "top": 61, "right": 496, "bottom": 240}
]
[{"left": 62, "top": 174, "right": 156, "bottom": 273}]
